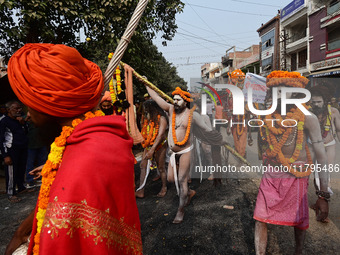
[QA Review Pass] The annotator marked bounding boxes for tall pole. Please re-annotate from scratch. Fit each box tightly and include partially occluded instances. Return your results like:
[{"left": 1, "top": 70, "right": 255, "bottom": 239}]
[{"left": 103, "top": 0, "right": 149, "bottom": 91}]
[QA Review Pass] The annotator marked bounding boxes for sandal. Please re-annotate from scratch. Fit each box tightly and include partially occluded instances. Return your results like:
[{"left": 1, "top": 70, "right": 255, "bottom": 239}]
[{"left": 8, "top": 196, "right": 22, "bottom": 203}]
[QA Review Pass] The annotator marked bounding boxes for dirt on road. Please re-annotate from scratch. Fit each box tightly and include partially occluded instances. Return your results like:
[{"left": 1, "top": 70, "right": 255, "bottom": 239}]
[{"left": 2, "top": 169, "right": 340, "bottom": 254}]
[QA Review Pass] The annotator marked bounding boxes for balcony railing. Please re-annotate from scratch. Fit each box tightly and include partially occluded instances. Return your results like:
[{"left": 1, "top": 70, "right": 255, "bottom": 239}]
[
  {"left": 328, "top": 38, "right": 340, "bottom": 51},
  {"left": 328, "top": 1, "right": 340, "bottom": 16},
  {"left": 288, "top": 32, "right": 306, "bottom": 44}
]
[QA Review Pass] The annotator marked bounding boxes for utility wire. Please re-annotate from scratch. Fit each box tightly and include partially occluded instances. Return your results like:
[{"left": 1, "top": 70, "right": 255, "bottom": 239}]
[
  {"left": 185, "top": 1, "right": 235, "bottom": 49},
  {"left": 188, "top": 3, "right": 273, "bottom": 17},
  {"left": 230, "top": 0, "right": 282, "bottom": 8}
]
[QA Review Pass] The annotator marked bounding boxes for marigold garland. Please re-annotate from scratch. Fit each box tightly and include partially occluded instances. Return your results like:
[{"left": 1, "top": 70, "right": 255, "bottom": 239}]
[
  {"left": 172, "top": 87, "right": 192, "bottom": 102},
  {"left": 32, "top": 110, "right": 104, "bottom": 255},
  {"left": 236, "top": 115, "right": 245, "bottom": 136},
  {"left": 172, "top": 105, "right": 196, "bottom": 146},
  {"left": 320, "top": 104, "right": 332, "bottom": 138},
  {"left": 141, "top": 115, "right": 160, "bottom": 148},
  {"left": 266, "top": 70, "right": 309, "bottom": 88},
  {"left": 264, "top": 106, "right": 312, "bottom": 177}
]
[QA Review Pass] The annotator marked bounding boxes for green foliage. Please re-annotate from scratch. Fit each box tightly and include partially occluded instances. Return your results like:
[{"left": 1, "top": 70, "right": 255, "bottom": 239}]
[
  {"left": 79, "top": 35, "right": 186, "bottom": 98},
  {"left": 0, "top": 0, "right": 186, "bottom": 93}
]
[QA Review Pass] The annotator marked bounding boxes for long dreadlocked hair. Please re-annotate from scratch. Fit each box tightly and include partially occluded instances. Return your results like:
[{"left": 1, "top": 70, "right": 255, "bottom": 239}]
[
  {"left": 310, "top": 83, "right": 335, "bottom": 104},
  {"left": 143, "top": 99, "right": 168, "bottom": 124}
]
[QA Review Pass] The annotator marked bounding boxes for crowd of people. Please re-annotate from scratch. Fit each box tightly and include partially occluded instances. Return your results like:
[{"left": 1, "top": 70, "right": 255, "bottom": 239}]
[
  {"left": 0, "top": 101, "right": 47, "bottom": 203},
  {"left": 1, "top": 44, "right": 339, "bottom": 255}
]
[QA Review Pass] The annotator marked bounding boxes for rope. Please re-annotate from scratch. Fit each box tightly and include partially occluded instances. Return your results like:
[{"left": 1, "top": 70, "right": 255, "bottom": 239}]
[{"left": 103, "top": 0, "right": 149, "bottom": 91}]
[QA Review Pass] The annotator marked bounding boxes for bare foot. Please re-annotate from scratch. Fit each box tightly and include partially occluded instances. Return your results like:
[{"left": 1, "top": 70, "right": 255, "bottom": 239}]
[
  {"left": 185, "top": 190, "right": 196, "bottom": 206},
  {"left": 321, "top": 217, "right": 330, "bottom": 223},
  {"left": 173, "top": 210, "right": 184, "bottom": 224},
  {"left": 135, "top": 190, "right": 145, "bottom": 198},
  {"left": 310, "top": 203, "right": 317, "bottom": 210},
  {"left": 208, "top": 174, "right": 214, "bottom": 181},
  {"left": 152, "top": 175, "right": 160, "bottom": 182},
  {"left": 157, "top": 187, "right": 167, "bottom": 197}
]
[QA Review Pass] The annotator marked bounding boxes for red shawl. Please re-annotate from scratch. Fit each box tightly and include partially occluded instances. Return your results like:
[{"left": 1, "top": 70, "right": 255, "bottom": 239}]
[{"left": 28, "top": 115, "right": 142, "bottom": 254}]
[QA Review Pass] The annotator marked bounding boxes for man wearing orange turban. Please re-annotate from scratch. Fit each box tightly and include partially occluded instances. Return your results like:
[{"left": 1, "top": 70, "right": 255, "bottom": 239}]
[
  {"left": 100, "top": 91, "right": 114, "bottom": 115},
  {"left": 227, "top": 69, "right": 252, "bottom": 159},
  {"left": 253, "top": 71, "right": 328, "bottom": 255},
  {"left": 5, "top": 44, "right": 142, "bottom": 255}
]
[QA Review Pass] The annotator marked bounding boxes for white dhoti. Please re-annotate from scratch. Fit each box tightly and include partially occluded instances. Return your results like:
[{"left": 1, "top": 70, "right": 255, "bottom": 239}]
[{"left": 169, "top": 145, "right": 193, "bottom": 195}]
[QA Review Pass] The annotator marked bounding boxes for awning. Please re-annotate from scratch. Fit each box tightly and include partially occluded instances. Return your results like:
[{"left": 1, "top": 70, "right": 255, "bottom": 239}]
[{"left": 308, "top": 68, "right": 340, "bottom": 78}]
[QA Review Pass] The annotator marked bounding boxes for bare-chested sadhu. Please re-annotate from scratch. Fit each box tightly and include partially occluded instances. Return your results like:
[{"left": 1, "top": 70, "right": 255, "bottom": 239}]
[
  {"left": 146, "top": 86, "right": 212, "bottom": 223},
  {"left": 254, "top": 71, "right": 329, "bottom": 255}
]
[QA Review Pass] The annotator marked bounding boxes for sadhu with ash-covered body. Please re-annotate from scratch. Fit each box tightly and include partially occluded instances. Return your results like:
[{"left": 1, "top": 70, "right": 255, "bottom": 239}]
[
  {"left": 135, "top": 99, "right": 168, "bottom": 198},
  {"left": 145, "top": 85, "right": 213, "bottom": 224},
  {"left": 254, "top": 71, "right": 329, "bottom": 255}
]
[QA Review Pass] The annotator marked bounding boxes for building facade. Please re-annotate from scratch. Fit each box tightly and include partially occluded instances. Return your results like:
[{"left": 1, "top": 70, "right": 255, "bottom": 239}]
[{"left": 257, "top": 14, "right": 280, "bottom": 76}]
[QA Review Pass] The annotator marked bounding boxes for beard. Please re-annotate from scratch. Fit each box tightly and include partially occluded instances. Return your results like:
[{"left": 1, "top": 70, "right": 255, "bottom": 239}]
[
  {"left": 102, "top": 107, "right": 114, "bottom": 116},
  {"left": 174, "top": 104, "right": 185, "bottom": 113},
  {"left": 312, "top": 105, "right": 326, "bottom": 115}
]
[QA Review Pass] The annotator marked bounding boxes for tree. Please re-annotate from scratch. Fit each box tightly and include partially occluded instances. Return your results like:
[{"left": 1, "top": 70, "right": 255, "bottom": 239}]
[
  {"left": 0, "top": 0, "right": 184, "bottom": 60},
  {"left": 79, "top": 35, "right": 186, "bottom": 97},
  {"left": 0, "top": 0, "right": 187, "bottom": 93}
]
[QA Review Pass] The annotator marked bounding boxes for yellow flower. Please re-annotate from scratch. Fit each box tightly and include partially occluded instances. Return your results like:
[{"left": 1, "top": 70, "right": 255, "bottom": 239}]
[
  {"left": 36, "top": 208, "right": 46, "bottom": 233},
  {"left": 297, "top": 121, "right": 304, "bottom": 131},
  {"left": 48, "top": 142, "right": 65, "bottom": 165}
]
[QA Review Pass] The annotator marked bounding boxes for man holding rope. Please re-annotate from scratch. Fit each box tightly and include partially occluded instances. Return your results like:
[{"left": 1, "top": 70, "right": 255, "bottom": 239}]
[{"left": 146, "top": 86, "right": 212, "bottom": 223}]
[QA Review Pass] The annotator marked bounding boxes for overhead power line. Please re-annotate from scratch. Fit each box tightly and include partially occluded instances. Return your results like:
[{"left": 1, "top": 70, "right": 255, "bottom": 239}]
[
  {"left": 230, "top": 0, "right": 282, "bottom": 8},
  {"left": 188, "top": 3, "right": 273, "bottom": 17},
  {"left": 185, "top": 1, "right": 234, "bottom": 50}
]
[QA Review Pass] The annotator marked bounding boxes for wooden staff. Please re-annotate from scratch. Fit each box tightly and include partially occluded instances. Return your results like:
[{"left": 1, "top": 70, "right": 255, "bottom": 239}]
[
  {"left": 120, "top": 61, "right": 174, "bottom": 104},
  {"left": 120, "top": 62, "right": 252, "bottom": 166},
  {"left": 224, "top": 144, "right": 251, "bottom": 167}
]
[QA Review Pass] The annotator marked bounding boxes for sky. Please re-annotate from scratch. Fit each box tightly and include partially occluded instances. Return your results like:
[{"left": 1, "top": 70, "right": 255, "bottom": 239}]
[{"left": 152, "top": 0, "right": 293, "bottom": 85}]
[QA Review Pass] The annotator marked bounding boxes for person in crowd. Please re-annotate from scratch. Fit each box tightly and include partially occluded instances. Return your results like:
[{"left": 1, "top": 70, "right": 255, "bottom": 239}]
[
  {"left": 0, "top": 104, "right": 7, "bottom": 120},
  {"left": 309, "top": 85, "right": 340, "bottom": 215},
  {"left": 145, "top": 85, "right": 212, "bottom": 223},
  {"left": 25, "top": 114, "right": 48, "bottom": 188},
  {"left": 135, "top": 99, "right": 168, "bottom": 198},
  {"left": 254, "top": 71, "right": 329, "bottom": 255},
  {"left": 99, "top": 91, "right": 114, "bottom": 115},
  {"left": 5, "top": 43, "right": 142, "bottom": 255},
  {"left": 0, "top": 100, "right": 28, "bottom": 202}
]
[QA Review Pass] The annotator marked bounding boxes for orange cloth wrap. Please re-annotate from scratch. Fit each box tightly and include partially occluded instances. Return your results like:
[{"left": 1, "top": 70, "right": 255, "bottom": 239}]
[
  {"left": 124, "top": 64, "right": 144, "bottom": 145},
  {"left": 8, "top": 44, "right": 104, "bottom": 117}
]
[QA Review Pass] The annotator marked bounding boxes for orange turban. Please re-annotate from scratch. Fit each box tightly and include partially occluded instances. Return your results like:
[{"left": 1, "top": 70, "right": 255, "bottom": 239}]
[
  {"left": 8, "top": 44, "right": 104, "bottom": 118},
  {"left": 101, "top": 91, "right": 112, "bottom": 103},
  {"left": 172, "top": 87, "right": 192, "bottom": 102}
]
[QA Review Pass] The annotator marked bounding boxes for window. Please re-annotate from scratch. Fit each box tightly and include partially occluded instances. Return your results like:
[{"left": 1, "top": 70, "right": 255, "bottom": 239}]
[
  {"left": 328, "top": 25, "right": 340, "bottom": 51},
  {"left": 291, "top": 53, "right": 297, "bottom": 71},
  {"left": 261, "top": 29, "right": 275, "bottom": 51},
  {"left": 328, "top": 0, "right": 340, "bottom": 15},
  {"left": 298, "top": 49, "right": 307, "bottom": 68}
]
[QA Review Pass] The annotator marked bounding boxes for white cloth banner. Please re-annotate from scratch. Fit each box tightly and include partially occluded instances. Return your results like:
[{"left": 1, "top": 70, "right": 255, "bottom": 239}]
[{"left": 243, "top": 73, "right": 267, "bottom": 103}]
